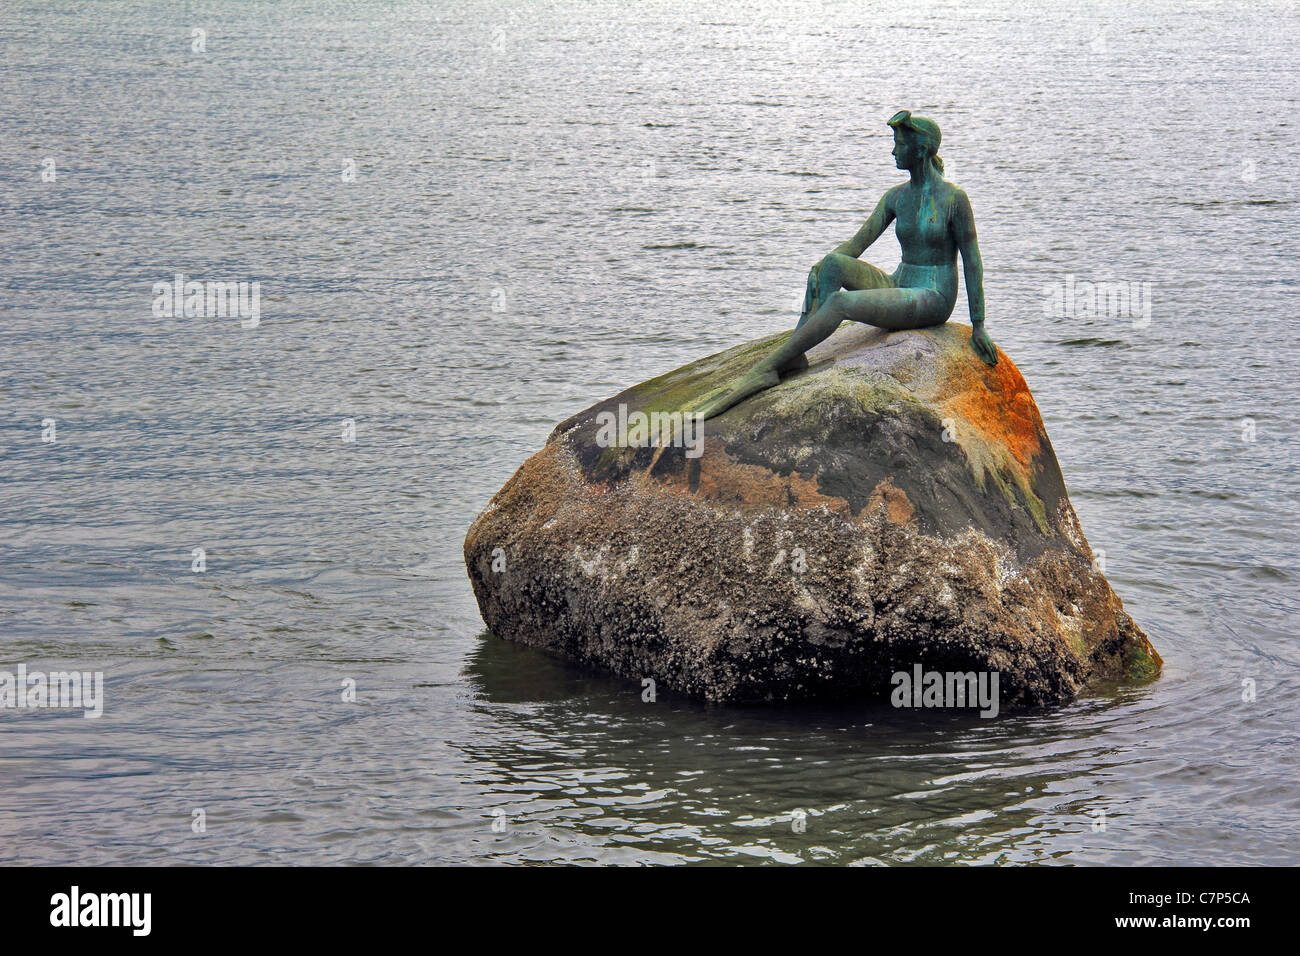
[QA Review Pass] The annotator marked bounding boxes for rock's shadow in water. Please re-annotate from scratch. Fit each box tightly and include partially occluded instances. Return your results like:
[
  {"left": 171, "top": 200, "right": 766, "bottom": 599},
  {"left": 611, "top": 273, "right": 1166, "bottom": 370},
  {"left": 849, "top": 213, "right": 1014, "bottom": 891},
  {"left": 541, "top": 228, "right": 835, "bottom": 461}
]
[{"left": 463, "top": 629, "right": 1142, "bottom": 728}]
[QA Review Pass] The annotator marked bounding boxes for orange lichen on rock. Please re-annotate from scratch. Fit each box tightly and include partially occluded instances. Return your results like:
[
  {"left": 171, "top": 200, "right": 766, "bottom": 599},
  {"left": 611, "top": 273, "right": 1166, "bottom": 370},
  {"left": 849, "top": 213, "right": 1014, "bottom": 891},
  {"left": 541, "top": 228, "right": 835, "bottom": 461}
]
[
  {"left": 936, "top": 332, "right": 1043, "bottom": 476},
  {"left": 867, "top": 478, "right": 915, "bottom": 525},
  {"left": 654, "top": 440, "right": 854, "bottom": 516}
]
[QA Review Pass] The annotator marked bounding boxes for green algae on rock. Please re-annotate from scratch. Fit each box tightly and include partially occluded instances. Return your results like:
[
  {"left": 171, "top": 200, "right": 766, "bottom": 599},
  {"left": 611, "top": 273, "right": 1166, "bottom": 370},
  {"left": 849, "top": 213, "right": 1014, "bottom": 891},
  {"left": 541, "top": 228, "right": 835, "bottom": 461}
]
[{"left": 464, "top": 323, "right": 1161, "bottom": 708}]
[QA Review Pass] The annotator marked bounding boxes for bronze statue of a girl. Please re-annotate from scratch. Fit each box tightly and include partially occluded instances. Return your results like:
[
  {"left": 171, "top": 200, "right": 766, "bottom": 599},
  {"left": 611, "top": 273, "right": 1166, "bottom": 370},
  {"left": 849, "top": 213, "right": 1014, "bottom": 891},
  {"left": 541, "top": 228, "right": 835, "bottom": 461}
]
[{"left": 699, "top": 111, "right": 998, "bottom": 420}]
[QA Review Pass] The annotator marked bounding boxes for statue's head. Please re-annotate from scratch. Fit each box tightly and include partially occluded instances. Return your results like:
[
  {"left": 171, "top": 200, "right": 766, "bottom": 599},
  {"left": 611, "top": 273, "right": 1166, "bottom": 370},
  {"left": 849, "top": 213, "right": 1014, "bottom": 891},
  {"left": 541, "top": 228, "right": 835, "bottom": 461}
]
[{"left": 888, "top": 110, "right": 944, "bottom": 175}]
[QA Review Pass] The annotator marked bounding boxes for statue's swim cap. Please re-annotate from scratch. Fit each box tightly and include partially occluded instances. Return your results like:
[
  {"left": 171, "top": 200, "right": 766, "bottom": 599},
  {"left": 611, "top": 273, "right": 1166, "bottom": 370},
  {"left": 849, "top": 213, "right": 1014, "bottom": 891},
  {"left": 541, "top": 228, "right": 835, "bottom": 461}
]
[{"left": 888, "top": 110, "right": 941, "bottom": 150}]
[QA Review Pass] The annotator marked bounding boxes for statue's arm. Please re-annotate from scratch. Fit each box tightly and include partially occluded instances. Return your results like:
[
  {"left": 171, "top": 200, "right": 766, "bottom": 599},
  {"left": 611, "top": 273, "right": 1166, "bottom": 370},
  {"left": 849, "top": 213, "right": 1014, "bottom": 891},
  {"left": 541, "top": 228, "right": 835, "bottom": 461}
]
[
  {"left": 953, "top": 189, "right": 997, "bottom": 365},
  {"left": 832, "top": 190, "right": 895, "bottom": 258},
  {"left": 952, "top": 189, "right": 985, "bottom": 324}
]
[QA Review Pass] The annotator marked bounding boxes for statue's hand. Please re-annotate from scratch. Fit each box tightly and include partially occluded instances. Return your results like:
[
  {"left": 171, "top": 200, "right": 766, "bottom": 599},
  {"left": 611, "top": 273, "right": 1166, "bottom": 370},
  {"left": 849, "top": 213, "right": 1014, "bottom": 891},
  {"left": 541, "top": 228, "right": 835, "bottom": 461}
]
[
  {"left": 797, "top": 262, "right": 823, "bottom": 330},
  {"left": 970, "top": 325, "right": 998, "bottom": 366}
]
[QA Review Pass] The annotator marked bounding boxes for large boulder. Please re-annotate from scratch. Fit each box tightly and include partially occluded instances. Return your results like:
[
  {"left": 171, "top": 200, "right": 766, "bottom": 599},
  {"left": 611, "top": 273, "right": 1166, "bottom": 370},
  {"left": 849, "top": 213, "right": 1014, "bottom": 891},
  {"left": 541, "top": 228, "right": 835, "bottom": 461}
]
[{"left": 464, "top": 322, "right": 1161, "bottom": 708}]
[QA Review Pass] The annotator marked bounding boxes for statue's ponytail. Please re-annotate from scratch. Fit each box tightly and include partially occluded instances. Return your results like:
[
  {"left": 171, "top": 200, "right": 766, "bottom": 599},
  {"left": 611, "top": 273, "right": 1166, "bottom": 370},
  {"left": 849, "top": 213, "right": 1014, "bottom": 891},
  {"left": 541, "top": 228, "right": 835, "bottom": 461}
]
[{"left": 931, "top": 152, "right": 944, "bottom": 175}]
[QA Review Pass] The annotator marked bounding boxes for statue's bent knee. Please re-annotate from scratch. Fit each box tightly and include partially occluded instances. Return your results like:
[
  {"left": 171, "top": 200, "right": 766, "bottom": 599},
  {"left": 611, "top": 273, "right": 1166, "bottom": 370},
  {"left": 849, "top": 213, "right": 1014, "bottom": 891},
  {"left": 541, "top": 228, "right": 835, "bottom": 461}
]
[
  {"left": 819, "top": 253, "right": 848, "bottom": 273},
  {"left": 824, "top": 288, "right": 849, "bottom": 313}
]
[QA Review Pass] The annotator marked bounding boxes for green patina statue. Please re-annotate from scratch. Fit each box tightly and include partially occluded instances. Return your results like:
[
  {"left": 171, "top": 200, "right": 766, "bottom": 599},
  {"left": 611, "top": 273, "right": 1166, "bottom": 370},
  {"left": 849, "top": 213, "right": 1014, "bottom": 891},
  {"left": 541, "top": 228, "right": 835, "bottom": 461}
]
[{"left": 699, "top": 110, "right": 998, "bottom": 420}]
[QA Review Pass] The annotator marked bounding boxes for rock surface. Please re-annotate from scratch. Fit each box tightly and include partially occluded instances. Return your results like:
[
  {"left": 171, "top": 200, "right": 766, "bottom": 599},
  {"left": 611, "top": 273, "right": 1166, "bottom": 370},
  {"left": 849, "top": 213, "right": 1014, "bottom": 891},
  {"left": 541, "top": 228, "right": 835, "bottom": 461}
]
[{"left": 464, "top": 322, "right": 1161, "bottom": 708}]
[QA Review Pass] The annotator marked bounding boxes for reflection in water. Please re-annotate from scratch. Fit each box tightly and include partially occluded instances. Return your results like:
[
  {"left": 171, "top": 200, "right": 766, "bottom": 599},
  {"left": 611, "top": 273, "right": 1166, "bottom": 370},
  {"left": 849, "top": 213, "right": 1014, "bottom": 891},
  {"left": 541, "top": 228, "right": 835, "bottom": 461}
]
[{"left": 458, "top": 635, "right": 1254, "bottom": 865}]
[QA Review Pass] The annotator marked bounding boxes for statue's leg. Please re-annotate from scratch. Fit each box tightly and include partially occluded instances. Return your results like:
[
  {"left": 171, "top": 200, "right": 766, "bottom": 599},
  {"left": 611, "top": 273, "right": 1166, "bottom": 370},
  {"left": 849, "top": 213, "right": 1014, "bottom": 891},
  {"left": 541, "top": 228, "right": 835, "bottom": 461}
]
[
  {"left": 783, "top": 254, "right": 894, "bottom": 370},
  {"left": 761, "top": 286, "right": 946, "bottom": 374},
  {"left": 698, "top": 259, "right": 905, "bottom": 421},
  {"left": 844, "top": 286, "right": 950, "bottom": 330},
  {"left": 702, "top": 257, "right": 904, "bottom": 418},
  {"left": 797, "top": 253, "right": 893, "bottom": 330}
]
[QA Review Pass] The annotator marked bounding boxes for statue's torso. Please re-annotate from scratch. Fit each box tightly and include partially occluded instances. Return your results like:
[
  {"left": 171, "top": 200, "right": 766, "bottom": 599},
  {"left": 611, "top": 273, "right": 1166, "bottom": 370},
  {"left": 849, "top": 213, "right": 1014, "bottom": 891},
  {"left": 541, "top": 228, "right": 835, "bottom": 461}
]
[{"left": 890, "top": 181, "right": 960, "bottom": 311}]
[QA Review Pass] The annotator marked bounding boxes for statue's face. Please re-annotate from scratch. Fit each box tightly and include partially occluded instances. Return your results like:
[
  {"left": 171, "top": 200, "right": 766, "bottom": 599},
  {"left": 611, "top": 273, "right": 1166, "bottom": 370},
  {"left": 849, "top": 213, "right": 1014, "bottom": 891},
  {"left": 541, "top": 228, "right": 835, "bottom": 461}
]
[{"left": 891, "top": 130, "right": 913, "bottom": 169}]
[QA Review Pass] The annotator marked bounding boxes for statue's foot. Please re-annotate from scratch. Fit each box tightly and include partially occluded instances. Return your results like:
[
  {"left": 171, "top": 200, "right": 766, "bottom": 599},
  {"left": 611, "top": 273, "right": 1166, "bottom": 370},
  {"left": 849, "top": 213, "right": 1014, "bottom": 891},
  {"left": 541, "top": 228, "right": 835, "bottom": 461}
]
[{"left": 697, "top": 368, "right": 781, "bottom": 421}]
